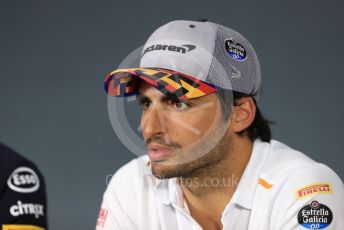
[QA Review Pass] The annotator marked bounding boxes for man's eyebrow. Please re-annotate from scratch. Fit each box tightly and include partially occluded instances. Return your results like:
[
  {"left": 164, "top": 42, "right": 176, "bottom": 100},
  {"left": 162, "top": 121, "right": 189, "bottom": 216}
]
[
  {"left": 136, "top": 94, "right": 147, "bottom": 101},
  {"left": 136, "top": 93, "right": 170, "bottom": 102},
  {"left": 136, "top": 93, "right": 201, "bottom": 103},
  {"left": 137, "top": 93, "right": 161, "bottom": 100}
]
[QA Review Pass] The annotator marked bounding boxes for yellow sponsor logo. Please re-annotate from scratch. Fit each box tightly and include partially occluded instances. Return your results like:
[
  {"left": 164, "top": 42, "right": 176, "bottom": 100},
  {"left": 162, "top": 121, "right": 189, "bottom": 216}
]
[
  {"left": 295, "top": 183, "right": 333, "bottom": 200},
  {"left": 2, "top": 225, "right": 44, "bottom": 230}
]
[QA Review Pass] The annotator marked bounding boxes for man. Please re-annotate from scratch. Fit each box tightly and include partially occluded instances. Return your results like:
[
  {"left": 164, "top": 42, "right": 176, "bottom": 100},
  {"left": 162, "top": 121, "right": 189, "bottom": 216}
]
[
  {"left": 97, "top": 20, "right": 344, "bottom": 230},
  {"left": 0, "top": 143, "right": 47, "bottom": 230}
]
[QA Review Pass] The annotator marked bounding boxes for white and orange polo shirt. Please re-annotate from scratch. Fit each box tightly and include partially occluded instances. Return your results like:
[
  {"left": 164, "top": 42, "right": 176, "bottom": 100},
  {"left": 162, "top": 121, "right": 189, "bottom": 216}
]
[{"left": 96, "top": 139, "right": 344, "bottom": 230}]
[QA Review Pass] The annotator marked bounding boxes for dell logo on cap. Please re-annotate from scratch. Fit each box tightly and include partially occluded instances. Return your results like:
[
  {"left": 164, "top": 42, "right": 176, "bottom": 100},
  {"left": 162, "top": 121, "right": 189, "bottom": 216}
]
[{"left": 142, "top": 44, "right": 196, "bottom": 57}]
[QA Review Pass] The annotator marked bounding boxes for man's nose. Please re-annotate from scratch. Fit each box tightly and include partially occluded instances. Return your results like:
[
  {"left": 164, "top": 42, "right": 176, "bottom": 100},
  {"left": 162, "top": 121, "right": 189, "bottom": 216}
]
[{"left": 141, "top": 105, "right": 167, "bottom": 140}]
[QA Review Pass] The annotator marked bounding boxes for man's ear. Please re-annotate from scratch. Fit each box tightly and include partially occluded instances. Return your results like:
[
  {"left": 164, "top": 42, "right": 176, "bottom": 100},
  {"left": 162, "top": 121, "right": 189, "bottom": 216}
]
[{"left": 230, "top": 97, "right": 256, "bottom": 133}]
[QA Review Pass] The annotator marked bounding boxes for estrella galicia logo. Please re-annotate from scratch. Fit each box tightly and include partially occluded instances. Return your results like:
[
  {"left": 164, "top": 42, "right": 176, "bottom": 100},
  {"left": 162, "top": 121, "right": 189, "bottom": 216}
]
[
  {"left": 7, "top": 167, "right": 40, "bottom": 193},
  {"left": 298, "top": 200, "right": 333, "bottom": 229},
  {"left": 225, "top": 39, "right": 246, "bottom": 61},
  {"left": 142, "top": 44, "right": 196, "bottom": 57}
]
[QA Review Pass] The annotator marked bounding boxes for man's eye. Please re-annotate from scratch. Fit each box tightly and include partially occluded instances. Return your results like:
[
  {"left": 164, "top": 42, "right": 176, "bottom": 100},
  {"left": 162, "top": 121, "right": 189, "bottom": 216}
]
[
  {"left": 139, "top": 99, "right": 151, "bottom": 110},
  {"left": 172, "top": 100, "right": 191, "bottom": 110}
]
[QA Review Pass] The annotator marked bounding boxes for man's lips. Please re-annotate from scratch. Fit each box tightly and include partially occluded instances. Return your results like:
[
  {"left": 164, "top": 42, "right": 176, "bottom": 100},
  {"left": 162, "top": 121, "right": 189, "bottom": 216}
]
[{"left": 147, "top": 143, "right": 173, "bottom": 162}]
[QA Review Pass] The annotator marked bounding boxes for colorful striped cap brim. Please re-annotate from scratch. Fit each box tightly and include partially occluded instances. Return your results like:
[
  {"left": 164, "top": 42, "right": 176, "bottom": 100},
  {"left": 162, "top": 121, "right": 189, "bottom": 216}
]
[{"left": 104, "top": 68, "right": 217, "bottom": 101}]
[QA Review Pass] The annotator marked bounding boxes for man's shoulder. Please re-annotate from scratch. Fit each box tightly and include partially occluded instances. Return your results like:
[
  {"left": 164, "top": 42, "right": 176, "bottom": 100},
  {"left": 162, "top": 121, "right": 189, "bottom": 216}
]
[
  {"left": 106, "top": 155, "right": 154, "bottom": 194},
  {"left": 250, "top": 140, "right": 344, "bottom": 229},
  {"left": 0, "top": 143, "right": 47, "bottom": 227},
  {"left": 258, "top": 139, "right": 343, "bottom": 196},
  {"left": 260, "top": 140, "right": 336, "bottom": 180},
  {"left": 0, "top": 143, "right": 34, "bottom": 167},
  {"left": 0, "top": 143, "right": 43, "bottom": 187},
  {"left": 265, "top": 139, "right": 315, "bottom": 165}
]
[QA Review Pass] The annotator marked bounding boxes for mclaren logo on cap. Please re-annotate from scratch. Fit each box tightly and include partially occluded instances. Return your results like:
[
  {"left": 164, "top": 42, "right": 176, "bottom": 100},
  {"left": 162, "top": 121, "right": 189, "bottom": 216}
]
[{"left": 142, "top": 44, "right": 196, "bottom": 57}]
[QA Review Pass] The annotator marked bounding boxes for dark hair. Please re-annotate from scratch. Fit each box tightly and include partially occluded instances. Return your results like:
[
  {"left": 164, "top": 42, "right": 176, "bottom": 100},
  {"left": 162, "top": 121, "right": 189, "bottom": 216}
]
[{"left": 216, "top": 89, "right": 272, "bottom": 142}]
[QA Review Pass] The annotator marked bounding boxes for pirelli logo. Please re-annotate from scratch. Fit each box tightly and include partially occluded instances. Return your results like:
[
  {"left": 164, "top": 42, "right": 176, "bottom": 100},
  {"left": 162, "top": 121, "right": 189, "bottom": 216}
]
[{"left": 295, "top": 183, "right": 333, "bottom": 200}]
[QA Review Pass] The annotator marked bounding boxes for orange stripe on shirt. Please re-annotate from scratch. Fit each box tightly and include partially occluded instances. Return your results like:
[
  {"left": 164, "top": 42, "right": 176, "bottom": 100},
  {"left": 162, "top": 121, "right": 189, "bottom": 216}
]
[{"left": 259, "top": 178, "right": 273, "bottom": 189}]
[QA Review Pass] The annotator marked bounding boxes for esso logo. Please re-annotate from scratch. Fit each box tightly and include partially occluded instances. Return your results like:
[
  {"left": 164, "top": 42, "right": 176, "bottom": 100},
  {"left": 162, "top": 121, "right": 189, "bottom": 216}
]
[{"left": 7, "top": 167, "right": 40, "bottom": 193}]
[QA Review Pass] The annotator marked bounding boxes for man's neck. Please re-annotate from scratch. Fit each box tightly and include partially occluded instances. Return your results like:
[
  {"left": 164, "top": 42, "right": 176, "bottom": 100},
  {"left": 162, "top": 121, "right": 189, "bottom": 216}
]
[{"left": 179, "top": 136, "right": 253, "bottom": 228}]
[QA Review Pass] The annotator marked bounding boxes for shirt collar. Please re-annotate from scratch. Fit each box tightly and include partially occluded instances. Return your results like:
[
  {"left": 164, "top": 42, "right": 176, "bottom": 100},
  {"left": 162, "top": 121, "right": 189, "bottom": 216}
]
[
  {"left": 230, "top": 139, "right": 270, "bottom": 209},
  {"left": 152, "top": 177, "right": 184, "bottom": 207},
  {"left": 150, "top": 139, "right": 271, "bottom": 209}
]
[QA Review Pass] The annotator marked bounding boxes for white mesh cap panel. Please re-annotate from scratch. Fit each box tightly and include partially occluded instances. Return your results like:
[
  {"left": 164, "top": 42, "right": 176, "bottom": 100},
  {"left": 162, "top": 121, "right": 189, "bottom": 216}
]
[
  {"left": 139, "top": 20, "right": 261, "bottom": 99},
  {"left": 206, "top": 22, "right": 261, "bottom": 98}
]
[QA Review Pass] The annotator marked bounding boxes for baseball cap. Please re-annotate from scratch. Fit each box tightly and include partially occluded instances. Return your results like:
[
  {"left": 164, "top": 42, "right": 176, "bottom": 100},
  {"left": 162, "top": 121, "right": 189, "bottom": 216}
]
[{"left": 104, "top": 19, "right": 261, "bottom": 101}]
